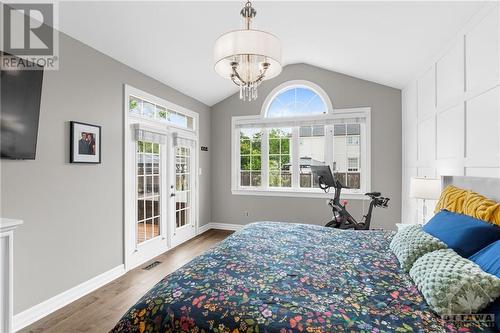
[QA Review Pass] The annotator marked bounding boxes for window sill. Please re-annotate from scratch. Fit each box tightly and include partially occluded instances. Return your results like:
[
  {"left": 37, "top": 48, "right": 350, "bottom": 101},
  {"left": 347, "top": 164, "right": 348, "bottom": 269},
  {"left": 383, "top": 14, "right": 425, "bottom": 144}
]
[{"left": 231, "top": 188, "right": 370, "bottom": 200}]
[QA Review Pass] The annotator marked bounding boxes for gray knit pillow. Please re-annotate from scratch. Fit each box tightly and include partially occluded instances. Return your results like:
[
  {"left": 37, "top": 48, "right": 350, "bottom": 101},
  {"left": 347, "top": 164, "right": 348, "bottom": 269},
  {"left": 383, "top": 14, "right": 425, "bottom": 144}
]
[
  {"left": 389, "top": 225, "right": 447, "bottom": 272},
  {"left": 410, "top": 249, "right": 500, "bottom": 316}
]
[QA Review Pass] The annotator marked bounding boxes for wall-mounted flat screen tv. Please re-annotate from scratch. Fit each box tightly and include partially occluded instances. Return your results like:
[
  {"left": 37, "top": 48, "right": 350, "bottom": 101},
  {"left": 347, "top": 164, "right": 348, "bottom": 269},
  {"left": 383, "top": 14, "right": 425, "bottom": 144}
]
[{"left": 1, "top": 52, "right": 44, "bottom": 160}]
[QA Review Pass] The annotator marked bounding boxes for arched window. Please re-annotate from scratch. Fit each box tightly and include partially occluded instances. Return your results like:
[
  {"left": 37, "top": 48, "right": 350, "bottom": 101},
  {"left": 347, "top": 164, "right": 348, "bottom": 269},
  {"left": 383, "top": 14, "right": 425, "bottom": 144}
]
[
  {"left": 262, "top": 81, "right": 332, "bottom": 118},
  {"left": 232, "top": 80, "right": 370, "bottom": 197}
]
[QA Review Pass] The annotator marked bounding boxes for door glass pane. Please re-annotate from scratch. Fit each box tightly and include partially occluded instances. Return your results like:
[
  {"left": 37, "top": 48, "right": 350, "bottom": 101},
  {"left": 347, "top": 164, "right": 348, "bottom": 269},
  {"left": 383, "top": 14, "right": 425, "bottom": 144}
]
[
  {"left": 137, "top": 176, "right": 144, "bottom": 198},
  {"left": 145, "top": 176, "right": 153, "bottom": 195},
  {"left": 137, "top": 199, "right": 144, "bottom": 221},
  {"left": 153, "top": 217, "right": 160, "bottom": 238},
  {"left": 143, "top": 219, "right": 154, "bottom": 241},
  {"left": 145, "top": 155, "right": 152, "bottom": 174},
  {"left": 153, "top": 176, "right": 160, "bottom": 195},
  {"left": 153, "top": 152, "right": 160, "bottom": 174},
  {"left": 137, "top": 221, "right": 146, "bottom": 244},
  {"left": 175, "top": 146, "right": 191, "bottom": 228},
  {"left": 136, "top": 140, "right": 161, "bottom": 245},
  {"left": 153, "top": 199, "right": 159, "bottom": 217},
  {"left": 145, "top": 200, "right": 152, "bottom": 219}
]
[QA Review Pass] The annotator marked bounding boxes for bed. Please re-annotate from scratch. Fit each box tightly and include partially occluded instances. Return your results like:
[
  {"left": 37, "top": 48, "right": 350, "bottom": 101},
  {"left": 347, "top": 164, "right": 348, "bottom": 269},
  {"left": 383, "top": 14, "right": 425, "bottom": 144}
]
[{"left": 111, "top": 221, "right": 495, "bottom": 332}]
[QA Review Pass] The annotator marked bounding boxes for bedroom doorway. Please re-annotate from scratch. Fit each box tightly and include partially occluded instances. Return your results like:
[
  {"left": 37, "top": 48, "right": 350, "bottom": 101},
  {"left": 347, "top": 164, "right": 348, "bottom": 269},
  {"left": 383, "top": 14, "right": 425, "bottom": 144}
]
[{"left": 124, "top": 85, "right": 199, "bottom": 270}]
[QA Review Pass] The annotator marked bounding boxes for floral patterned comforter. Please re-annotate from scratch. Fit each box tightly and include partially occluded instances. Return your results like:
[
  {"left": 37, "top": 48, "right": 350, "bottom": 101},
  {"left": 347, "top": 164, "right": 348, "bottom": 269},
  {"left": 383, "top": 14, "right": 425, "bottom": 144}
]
[{"left": 111, "top": 222, "right": 494, "bottom": 333}]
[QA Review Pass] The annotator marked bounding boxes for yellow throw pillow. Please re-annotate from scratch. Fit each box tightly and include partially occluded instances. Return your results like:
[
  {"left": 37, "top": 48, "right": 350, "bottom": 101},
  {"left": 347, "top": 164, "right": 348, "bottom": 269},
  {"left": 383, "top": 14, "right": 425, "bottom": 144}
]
[
  {"left": 434, "top": 185, "right": 500, "bottom": 227},
  {"left": 492, "top": 207, "right": 500, "bottom": 227},
  {"left": 463, "top": 191, "right": 500, "bottom": 227},
  {"left": 434, "top": 185, "right": 468, "bottom": 214}
]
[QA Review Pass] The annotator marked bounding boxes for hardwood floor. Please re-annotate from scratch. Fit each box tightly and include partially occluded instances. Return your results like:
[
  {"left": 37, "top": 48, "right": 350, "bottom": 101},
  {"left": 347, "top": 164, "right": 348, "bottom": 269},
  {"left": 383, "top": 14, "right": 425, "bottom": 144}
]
[{"left": 20, "top": 229, "right": 233, "bottom": 333}]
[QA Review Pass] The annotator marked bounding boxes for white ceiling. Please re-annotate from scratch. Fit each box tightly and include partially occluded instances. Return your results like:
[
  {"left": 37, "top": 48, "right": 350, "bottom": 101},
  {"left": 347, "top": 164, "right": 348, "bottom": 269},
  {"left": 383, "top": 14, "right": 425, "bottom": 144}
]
[{"left": 58, "top": 1, "right": 484, "bottom": 106}]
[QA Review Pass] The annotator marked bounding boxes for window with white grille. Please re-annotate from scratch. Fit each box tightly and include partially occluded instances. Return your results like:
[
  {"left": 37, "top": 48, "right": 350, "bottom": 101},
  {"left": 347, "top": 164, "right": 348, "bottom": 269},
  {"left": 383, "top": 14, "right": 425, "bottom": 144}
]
[
  {"left": 232, "top": 81, "right": 370, "bottom": 198},
  {"left": 129, "top": 95, "right": 194, "bottom": 130}
]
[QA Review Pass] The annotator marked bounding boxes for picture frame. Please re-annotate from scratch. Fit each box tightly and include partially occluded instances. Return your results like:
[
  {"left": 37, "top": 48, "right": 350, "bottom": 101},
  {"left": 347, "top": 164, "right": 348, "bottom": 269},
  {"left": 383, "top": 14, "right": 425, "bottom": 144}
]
[{"left": 70, "top": 121, "right": 101, "bottom": 163}]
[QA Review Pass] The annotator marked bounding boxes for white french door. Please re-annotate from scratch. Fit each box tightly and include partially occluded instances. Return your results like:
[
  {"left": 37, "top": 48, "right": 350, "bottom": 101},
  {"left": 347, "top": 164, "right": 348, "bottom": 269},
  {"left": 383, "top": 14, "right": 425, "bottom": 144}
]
[
  {"left": 124, "top": 85, "right": 199, "bottom": 270},
  {"left": 127, "top": 128, "right": 198, "bottom": 269},
  {"left": 170, "top": 135, "right": 196, "bottom": 247},
  {"left": 128, "top": 137, "right": 169, "bottom": 269}
]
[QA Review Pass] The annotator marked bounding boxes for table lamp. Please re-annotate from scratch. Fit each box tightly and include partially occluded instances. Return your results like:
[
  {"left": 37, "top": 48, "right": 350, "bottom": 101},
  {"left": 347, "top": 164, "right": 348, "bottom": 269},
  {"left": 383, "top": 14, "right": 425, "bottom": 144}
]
[{"left": 410, "top": 177, "right": 441, "bottom": 224}]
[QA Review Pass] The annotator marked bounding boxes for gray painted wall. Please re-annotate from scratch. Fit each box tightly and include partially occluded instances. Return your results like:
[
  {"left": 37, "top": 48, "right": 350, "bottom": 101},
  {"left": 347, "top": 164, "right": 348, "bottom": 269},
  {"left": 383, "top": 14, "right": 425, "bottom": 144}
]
[
  {"left": 210, "top": 63, "right": 401, "bottom": 230},
  {"left": 0, "top": 32, "right": 211, "bottom": 314}
]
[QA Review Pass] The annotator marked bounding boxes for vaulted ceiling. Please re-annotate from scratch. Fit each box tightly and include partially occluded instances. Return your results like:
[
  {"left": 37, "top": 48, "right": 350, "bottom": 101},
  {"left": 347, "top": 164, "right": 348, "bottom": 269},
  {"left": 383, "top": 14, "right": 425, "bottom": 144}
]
[{"left": 58, "top": 1, "right": 484, "bottom": 106}]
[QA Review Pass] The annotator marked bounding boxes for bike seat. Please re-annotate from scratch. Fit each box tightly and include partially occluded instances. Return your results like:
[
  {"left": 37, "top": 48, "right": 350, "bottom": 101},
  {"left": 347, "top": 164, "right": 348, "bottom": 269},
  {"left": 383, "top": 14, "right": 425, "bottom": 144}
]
[{"left": 365, "top": 191, "right": 381, "bottom": 197}]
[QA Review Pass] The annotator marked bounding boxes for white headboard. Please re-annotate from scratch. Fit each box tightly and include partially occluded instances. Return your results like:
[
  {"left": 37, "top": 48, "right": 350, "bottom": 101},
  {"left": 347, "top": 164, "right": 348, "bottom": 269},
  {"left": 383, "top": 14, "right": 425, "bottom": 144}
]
[{"left": 442, "top": 176, "right": 500, "bottom": 201}]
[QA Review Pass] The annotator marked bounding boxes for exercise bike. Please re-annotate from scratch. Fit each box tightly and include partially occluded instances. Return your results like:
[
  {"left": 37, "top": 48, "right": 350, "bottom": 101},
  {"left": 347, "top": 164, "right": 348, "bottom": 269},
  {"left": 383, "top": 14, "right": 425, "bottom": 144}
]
[{"left": 310, "top": 166, "right": 390, "bottom": 230}]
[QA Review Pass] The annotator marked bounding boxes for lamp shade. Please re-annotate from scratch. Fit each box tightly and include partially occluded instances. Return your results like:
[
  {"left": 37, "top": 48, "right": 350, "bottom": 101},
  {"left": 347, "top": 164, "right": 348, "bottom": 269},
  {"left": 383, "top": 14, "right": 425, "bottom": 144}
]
[
  {"left": 410, "top": 177, "right": 441, "bottom": 200},
  {"left": 214, "top": 29, "right": 282, "bottom": 79}
]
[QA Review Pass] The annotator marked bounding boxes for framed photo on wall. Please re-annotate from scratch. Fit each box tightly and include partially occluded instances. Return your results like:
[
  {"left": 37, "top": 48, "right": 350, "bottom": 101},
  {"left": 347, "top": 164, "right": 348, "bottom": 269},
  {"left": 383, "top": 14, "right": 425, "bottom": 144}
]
[{"left": 70, "top": 121, "right": 101, "bottom": 163}]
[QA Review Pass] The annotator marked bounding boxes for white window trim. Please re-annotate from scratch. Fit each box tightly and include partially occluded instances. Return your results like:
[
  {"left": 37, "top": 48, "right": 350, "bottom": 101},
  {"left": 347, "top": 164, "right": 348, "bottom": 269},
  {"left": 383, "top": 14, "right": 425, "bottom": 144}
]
[
  {"left": 261, "top": 80, "right": 333, "bottom": 117},
  {"left": 231, "top": 107, "right": 371, "bottom": 200}
]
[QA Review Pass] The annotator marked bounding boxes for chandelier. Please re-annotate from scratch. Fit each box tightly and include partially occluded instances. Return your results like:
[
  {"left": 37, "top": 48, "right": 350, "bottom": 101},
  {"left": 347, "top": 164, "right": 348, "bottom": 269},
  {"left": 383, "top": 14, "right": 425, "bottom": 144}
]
[{"left": 214, "top": 1, "right": 282, "bottom": 101}]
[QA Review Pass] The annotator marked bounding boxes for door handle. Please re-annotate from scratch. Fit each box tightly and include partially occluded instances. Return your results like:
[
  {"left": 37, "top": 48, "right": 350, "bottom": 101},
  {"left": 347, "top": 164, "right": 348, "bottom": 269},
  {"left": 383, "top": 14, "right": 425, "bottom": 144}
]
[{"left": 170, "top": 193, "right": 176, "bottom": 197}]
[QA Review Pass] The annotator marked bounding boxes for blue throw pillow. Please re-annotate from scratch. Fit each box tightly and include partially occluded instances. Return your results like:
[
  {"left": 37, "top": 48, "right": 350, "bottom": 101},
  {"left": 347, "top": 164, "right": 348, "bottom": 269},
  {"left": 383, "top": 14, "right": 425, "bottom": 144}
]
[
  {"left": 470, "top": 240, "right": 500, "bottom": 277},
  {"left": 470, "top": 240, "right": 500, "bottom": 331},
  {"left": 423, "top": 210, "right": 500, "bottom": 258}
]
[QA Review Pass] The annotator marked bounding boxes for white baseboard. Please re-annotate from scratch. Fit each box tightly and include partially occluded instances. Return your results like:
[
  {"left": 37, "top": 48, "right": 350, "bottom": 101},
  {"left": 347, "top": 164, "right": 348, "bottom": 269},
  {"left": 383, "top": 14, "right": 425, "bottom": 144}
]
[
  {"left": 13, "top": 264, "right": 125, "bottom": 332},
  {"left": 198, "top": 222, "right": 244, "bottom": 233},
  {"left": 197, "top": 223, "right": 211, "bottom": 234},
  {"left": 209, "top": 222, "right": 244, "bottom": 231},
  {"left": 14, "top": 224, "right": 241, "bottom": 331}
]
